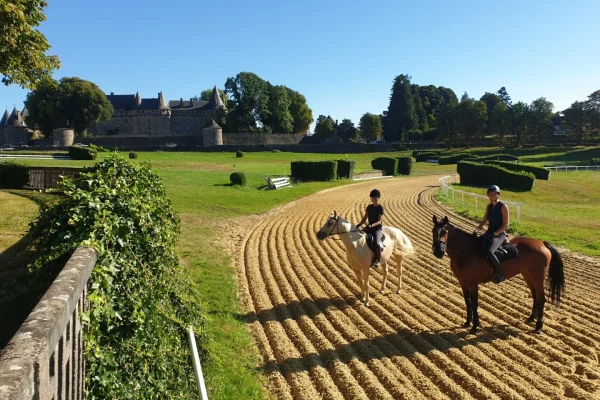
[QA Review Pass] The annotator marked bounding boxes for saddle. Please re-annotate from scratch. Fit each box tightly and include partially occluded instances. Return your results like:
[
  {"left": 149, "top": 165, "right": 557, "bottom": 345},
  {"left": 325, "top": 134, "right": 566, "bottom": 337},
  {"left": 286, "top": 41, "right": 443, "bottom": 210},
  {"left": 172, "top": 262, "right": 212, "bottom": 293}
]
[
  {"left": 365, "top": 232, "right": 386, "bottom": 255},
  {"left": 479, "top": 236, "right": 519, "bottom": 263}
]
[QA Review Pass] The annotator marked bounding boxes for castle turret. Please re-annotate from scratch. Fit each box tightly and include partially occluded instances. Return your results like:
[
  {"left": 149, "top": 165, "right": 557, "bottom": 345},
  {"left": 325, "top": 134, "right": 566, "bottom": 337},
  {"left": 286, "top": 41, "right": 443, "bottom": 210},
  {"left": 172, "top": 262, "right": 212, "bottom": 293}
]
[
  {"left": 0, "top": 109, "right": 9, "bottom": 129},
  {"left": 158, "top": 91, "right": 170, "bottom": 110},
  {"left": 135, "top": 91, "right": 142, "bottom": 107},
  {"left": 202, "top": 119, "right": 223, "bottom": 146},
  {"left": 206, "top": 86, "right": 226, "bottom": 110},
  {"left": 6, "top": 107, "right": 26, "bottom": 127}
]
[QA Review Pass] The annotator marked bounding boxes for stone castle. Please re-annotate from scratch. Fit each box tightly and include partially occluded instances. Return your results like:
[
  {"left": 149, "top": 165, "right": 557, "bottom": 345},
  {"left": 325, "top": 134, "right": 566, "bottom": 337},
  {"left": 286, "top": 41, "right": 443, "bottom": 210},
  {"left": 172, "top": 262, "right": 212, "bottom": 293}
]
[
  {"left": 0, "top": 107, "right": 29, "bottom": 145},
  {"left": 89, "top": 85, "right": 226, "bottom": 136}
]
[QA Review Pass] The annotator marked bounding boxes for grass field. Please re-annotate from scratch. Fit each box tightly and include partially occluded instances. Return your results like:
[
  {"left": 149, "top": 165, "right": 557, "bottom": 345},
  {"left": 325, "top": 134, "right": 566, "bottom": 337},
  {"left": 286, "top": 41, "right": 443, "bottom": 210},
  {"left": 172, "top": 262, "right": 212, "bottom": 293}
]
[{"left": 1, "top": 146, "right": 599, "bottom": 398}]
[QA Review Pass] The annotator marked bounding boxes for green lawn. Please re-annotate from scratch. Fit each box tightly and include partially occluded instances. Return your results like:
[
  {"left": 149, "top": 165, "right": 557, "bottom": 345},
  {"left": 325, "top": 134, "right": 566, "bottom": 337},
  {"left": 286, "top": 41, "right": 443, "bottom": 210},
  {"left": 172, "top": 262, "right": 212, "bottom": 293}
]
[{"left": 2, "top": 147, "right": 599, "bottom": 398}]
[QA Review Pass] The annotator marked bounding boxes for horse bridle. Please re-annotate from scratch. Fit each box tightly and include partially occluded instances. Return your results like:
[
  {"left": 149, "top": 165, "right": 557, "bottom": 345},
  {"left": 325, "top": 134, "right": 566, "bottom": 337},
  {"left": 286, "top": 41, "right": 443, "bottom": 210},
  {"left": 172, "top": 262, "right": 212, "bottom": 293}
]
[
  {"left": 436, "top": 223, "right": 474, "bottom": 254},
  {"left": 325, "top": 217, "right": 360, "bottom": 238}
]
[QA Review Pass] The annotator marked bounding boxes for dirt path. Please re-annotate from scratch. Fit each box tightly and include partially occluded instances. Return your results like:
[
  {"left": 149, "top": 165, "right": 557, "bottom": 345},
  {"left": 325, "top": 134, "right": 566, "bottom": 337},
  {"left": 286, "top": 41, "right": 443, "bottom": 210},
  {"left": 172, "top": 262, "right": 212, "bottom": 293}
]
[{"left": 228, "top": 176, "right": 600, "bottom": 399}]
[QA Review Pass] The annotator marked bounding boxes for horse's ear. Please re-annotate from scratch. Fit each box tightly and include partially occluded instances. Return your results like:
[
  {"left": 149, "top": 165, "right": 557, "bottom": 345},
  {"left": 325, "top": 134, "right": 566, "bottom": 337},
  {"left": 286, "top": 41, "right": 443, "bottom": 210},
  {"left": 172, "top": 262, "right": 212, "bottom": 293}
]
[
  {"left": 443, "top": 216, "right": 449, "bottom": 224},
  {"left": 333, "top": 210, "right": 337, "bottom": 218},
  {"left": 433, "top": 215, "right": 438, "bottom": 224}
]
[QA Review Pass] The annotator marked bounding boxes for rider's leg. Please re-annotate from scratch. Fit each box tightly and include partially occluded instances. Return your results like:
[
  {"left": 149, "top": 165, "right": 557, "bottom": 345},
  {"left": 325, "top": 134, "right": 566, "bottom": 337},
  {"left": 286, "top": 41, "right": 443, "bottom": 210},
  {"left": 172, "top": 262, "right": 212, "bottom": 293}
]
[
  {"left": 486, "top": 235, "right": 505, "bottom": 283},
  {"left": 373, "top": 230, "right": 382, "bottom": 268}
]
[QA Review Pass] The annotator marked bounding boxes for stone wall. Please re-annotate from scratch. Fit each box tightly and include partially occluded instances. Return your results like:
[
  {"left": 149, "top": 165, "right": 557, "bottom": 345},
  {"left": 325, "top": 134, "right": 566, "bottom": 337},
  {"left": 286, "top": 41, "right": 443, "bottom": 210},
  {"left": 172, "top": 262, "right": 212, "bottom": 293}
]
[
  {"left": 52, "top": 128, "right": 75, "bottom": 147},
  {"left": 2, "top": 127, "right": 29, "bottom": 145},
  {"left": 0, "top": 247, "right": 97, "bottom": 400},
  {"left": 222, "top": 133, "right": 306, "bottom": 145}
]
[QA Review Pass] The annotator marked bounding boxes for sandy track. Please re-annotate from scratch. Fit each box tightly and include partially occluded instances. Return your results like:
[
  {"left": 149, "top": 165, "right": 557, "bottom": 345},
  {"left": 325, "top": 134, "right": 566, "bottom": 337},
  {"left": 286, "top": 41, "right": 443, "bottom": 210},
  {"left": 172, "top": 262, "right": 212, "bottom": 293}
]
[{"left": 228, "top": 176, "right": 600, "bottom": 399}]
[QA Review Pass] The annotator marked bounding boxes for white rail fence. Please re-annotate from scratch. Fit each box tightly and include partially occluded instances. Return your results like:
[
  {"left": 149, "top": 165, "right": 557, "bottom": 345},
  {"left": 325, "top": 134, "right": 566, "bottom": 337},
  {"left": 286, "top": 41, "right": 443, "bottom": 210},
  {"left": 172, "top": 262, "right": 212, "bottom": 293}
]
[
  {"left": 545, "top": 165, "right": 600, "bottom": 172},
  {"left": 438, "top": 175, "right": 524, "bottom": 224}
]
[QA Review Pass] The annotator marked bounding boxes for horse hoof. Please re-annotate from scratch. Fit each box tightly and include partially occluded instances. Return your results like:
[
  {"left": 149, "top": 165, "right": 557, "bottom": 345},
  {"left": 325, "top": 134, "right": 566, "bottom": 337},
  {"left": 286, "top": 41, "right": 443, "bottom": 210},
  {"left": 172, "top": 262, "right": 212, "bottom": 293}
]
[
  {"left": 533, "top": 329, "right": 542, "bottom": 335},
  {"left": 525, "top": 317, "right": 535, "bottom": 324},
  {"left": 469, "top": 327, "right": 478, "bottom": 334},
  {"left": 463, "top": 321, "right": 472, "bottom": 328}
]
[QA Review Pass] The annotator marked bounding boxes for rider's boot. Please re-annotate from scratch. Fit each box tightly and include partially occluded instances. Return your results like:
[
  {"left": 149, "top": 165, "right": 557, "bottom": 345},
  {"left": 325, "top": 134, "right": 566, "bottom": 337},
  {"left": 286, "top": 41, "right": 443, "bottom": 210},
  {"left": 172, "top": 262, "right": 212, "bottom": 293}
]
[
  {"left": 373, "top": 246, "right": 381, "bottom": 269},
  {"left": 489, "top": 254, "right": 505, "bottom": 283}
]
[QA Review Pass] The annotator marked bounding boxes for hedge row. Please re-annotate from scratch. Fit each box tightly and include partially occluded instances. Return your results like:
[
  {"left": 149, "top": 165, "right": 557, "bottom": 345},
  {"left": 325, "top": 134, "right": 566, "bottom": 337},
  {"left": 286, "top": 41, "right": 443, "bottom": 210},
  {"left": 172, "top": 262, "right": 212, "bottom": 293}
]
[
  {"left": 68, "top": 145, "right": 97, "bottom": 160},
  {"left": 475, "top": 154, "right": 520, "bottom": 162},
  {"left": 0, "top": 160, "right": 29, "bottom": 188},
  {"left": 412, "top": 150, "right": 440, "bottom": 158},
  {"left": 592, "top": 158, "right": 599, "bottom": 165},
  {"left": 291, "top": 161, "right": 338, "bottom": 182},
  {"left": 371, "top": 157, "right": 398, "bottom": 176},
  {"left": 484, "top": 160, "right": 550, "bottom": 180},
  {"left": 457, "top": 161, "right": 535, "bottom": 191},
  {"left": 415, "top": 152, "right": 440, "bottom": 162},
  {"left": 397, "top": 157, "right": 413, "bottom": 175},
  {"left": 439, "top": 153, "right": 477, "bottom": 165},
  {"left": 337, "top": 160, "right": 356, "bottom": 179}
]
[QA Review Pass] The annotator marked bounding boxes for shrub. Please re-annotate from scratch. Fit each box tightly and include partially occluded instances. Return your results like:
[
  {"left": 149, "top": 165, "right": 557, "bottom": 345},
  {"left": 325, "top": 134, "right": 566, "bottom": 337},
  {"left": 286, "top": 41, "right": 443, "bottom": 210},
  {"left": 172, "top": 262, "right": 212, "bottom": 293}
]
[
  {"left": 29, "top": 154, "right": 205, "bottom": 398},
  {"left": 457, "top": 160, "right": 535, "bottom": 191},
  {"left": 68, "top": 145, "right": 97, "bottom": 160},
  {"left": 230, "top": 172, "right": 246, "bottom": 186},
  {"left": 371, "top": 157, "right": 398, "bottom": 176},
  {"left": 128, "top": 152, "right": 138, "bottom": 159},
  {"left": 291, "top": 161, "right": 337, "bottom": 182},
  {"left": 412, "top": 150, "right": 440, "bottom": 158},
  {"left": 415, "top": 152, "right": 439, "bottom": 162},
  {"left": 0, "top": 160, "right": 29, "bottom": 188},
  {"left": 592, "top": 158, "right": 599, "bottom": 165},
  {"left": 439, "top": 153, "right": 477, "bottom": 165},
  {"left": 236, "top": 150, "right": 244, "bottom": 158},
  {"left": 475, "top": 154, "right": 520, "bottom": 162},
  {"left": 337, "top": 160, "right": 356, "bottom": 179},
  {"left": 397, "top": 157, "right": 413, "bottom": 175},
  {"left": 484, "top": 160, "right": 550, "bottom": 180}
]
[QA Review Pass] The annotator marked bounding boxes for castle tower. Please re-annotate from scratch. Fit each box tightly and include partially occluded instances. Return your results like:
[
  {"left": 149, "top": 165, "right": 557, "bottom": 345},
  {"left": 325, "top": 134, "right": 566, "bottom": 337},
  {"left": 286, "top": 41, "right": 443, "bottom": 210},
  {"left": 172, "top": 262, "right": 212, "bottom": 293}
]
[
  {"left": 202, "top": 119, "right": 223, "bottom": 146},
  {"left": 205, "top": 86, "right": 226, "bottom": 110},
  {"left": 0, "top": 108, "right": 9, "bottom": 145},
  {"left": 4, "top": 107, "right": 29, "bottom": 145},
  {"left": 135, "top": 91, "right": 142, "bottom": 107}
]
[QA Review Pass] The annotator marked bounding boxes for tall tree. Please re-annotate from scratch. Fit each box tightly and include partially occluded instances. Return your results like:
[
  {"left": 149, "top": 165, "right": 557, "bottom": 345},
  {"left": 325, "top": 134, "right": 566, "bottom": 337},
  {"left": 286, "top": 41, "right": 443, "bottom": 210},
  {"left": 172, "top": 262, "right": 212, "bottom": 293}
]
[
  {"left": 480, "top": 92, "right": 502, "bottom": 135},
  {"left": 563, "top": 101, "right": 592, "bottom": 145},
  {"left": 359, "top": 113, "right": 383, "bottom": 141},
  {"left": 224, "top": 72, "right": 270, "bottom": 133},
  {"left": 286, "top": 88, "right": 313, "bottom": 134},
  {"left": 25, "top": 77, "right": 113, "bottom": 135},
  {"left": 460, "top": 91, "right": 470, "bottom": 103},
  {"left": 437, "top": 104, "right": 458, "bottom": 149},
  {"left": 337, "top": 118, "right": 357, "bottom": 142},
  {"left": 411, "top": 84, "right": 429, "bottom": 131},
  {"left": 314, "top": 115, "right": 335, "bottom": 140},
  {"left": 496, "top": 86, "right": 512, "bottom": 106},
  {"left": 0, "top": 0, "right": 60, "bottom": 89},
  {"left": 261, "top": 84, "right": 293, "bottom": 133},
  {"left": 418, "top": 85, "right": 444, "bottom": 125},
  {"left": 193, "top": 88, "right": 228, "bottom": 103},
  {"left": 456, "top": 99, "right": 487, "bottom": 147},
  {"left": 529, "top": 97, "right": 554, "bottom": 146},
  {"left": 490, "top": 102, "right": 509, "bottom": 147},
  {"left": 437, "top": 87, "right": 459, "bottom": 108},
  {"left": 384, "top": 74, "right": 417, "bottom": 141},
  {"left": 584, "top": 89, "right": 600, "bottom": 136},
  {"left": 505, "top": 101, "right": 530, "bottom": 146}
]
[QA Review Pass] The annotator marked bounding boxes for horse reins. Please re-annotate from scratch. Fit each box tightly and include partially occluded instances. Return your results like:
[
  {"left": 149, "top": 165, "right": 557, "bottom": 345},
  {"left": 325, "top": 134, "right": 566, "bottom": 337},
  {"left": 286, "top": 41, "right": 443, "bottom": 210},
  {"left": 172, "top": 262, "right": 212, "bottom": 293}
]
[{"left": 438, "top": 224, "right": 475, "bottom": 253}]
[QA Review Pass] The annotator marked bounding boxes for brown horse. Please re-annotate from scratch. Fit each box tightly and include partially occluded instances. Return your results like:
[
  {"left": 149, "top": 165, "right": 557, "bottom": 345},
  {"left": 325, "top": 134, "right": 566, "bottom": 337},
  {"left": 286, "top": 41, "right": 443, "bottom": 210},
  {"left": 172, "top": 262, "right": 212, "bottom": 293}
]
[{"left": 431, "top": 215, "right": 565, "bottom": 334}]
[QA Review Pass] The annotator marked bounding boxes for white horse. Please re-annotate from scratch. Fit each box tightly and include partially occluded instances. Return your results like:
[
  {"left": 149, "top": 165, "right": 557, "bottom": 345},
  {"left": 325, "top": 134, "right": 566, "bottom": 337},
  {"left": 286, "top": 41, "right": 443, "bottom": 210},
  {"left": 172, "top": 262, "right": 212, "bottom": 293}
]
[{"left": 316, "top": 211, "right": 415, "bottom": 306}]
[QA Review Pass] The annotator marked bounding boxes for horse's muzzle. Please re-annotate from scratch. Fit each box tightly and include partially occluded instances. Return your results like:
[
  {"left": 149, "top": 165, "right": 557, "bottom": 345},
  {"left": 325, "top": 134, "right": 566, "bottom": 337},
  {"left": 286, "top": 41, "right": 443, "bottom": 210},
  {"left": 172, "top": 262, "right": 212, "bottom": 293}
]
[
  {"left": 316, "top": 231, "right": 327, "bottom": 241},
  {"left": 433, "top": 241, "right": 446, "bottom": 259}
]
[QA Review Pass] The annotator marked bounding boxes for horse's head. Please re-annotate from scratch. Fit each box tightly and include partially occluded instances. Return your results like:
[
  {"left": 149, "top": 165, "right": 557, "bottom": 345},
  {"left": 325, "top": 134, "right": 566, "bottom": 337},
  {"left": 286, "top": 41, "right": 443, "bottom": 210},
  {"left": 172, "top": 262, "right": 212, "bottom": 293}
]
[
  {"left": 316, "top": 211, "right": 345, "bottom": 240},
  {"left": 432, "top": 215, "right": 449, "bottom": 259}
]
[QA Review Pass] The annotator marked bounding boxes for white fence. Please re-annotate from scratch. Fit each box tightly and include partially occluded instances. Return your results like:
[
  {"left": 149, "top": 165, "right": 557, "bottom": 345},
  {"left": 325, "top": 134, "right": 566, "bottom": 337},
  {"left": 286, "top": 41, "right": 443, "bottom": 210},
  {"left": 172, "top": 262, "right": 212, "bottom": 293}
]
[
  {"left": 545, "top": 165, "right": 600, "bottom": 172},
  {"left": 438, "top": 175, "right": 524, "bottom": 224}
]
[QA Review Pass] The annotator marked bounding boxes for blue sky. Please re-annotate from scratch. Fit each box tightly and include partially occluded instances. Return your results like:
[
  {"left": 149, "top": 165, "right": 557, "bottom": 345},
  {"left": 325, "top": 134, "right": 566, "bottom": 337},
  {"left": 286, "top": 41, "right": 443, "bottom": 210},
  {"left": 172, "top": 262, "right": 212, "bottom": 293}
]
[{"left": 1, "top": 0, "right": 599, "bottom": 132}]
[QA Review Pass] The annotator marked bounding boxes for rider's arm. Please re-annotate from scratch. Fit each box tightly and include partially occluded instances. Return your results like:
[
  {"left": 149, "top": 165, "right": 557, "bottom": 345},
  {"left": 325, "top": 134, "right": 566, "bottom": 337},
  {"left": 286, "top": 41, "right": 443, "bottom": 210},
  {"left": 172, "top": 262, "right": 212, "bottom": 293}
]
[
  {"left": 475, "top": 207, "right": 489, "bottom": 232},
  {"left": 495, "top": 205, "right": 509, "bottom": 236},
  {"left": 371, "top": 213, "right": 384, "bottom": 228},
  {"left": 357, "top": 210, "right": 368, "bottom": 227}
]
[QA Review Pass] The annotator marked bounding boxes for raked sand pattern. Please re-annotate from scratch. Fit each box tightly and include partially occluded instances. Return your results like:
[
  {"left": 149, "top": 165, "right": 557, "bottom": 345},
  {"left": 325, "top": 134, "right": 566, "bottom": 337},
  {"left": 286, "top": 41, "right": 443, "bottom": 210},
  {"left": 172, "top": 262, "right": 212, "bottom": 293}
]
[{"left": 227, "top": 176, "right": 600, "bottom": 400}]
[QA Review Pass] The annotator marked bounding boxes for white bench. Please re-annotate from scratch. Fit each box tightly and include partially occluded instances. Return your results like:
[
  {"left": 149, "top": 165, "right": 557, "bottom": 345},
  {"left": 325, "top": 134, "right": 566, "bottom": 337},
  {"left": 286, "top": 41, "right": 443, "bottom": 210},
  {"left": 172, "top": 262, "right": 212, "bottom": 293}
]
[{"left": 265, "top": 176, "right": 292, "bottom": 190}]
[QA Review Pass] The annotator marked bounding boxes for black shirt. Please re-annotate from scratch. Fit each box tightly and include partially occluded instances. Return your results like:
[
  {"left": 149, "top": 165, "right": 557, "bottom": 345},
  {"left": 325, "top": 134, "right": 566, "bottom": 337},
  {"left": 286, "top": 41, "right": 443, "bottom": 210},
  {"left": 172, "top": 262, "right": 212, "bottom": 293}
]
[
  {"left": 487, "top": 201, "right": 505, "bottom": 234},
  {"left": 366, "top": 204, "right": 384, "bottom": 230}
]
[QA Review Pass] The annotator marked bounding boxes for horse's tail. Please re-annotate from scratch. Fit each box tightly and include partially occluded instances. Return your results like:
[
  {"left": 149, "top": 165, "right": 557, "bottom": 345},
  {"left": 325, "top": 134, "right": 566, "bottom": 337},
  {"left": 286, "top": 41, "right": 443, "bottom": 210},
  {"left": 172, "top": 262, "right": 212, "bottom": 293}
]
[
  {"left": 386, "top": 227, "right": 415, "bottom": 256},
  {"left": 543, "top": 241, "right": 565, "bottom": 306}
]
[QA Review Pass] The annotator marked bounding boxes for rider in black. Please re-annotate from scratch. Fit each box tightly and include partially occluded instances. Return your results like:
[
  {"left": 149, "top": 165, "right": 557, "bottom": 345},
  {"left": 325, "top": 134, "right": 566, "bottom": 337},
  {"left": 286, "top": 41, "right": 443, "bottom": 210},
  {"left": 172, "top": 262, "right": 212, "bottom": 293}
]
[
  {"left": 474, "top": 185, "right": 509, "bottom": 283},
  {"left": 356, "top": 189, "right": 384, "bottom": 268}
]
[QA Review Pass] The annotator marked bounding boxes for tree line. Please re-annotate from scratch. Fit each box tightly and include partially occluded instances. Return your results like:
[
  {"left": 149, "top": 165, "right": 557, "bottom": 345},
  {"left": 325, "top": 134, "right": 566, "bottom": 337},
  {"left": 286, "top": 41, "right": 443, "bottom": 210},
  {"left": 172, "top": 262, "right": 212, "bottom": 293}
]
[{"left": 315, "top": 74, "right": 600, "bottom": 146}]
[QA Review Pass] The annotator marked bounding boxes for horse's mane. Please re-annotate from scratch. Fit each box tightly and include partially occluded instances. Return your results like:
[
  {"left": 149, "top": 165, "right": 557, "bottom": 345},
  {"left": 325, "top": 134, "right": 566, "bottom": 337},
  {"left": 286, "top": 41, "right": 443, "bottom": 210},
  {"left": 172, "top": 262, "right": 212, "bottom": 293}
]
[{"left": 449, "top": 224, "right": 473, "bottom": 238}]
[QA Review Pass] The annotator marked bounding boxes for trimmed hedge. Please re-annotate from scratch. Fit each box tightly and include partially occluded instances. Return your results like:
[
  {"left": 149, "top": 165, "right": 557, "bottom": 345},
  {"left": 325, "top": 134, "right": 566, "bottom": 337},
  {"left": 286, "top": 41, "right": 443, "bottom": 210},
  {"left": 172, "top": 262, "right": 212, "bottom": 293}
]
[
  {"left": 412, "top": 150, "right": 440, "bottom": 158},
  {"left": 291, "top": 161, "right": 337, "bottom": 182},
  {"left": 439, "top": 153, "right": 477, "bottom": 165},
  {"left": 592, "top": 158, "right": 599, "bottom": 165},
  {"left": 484, "top": 160, "right": 550, "bottom": 180},
  {"left": 457, "top": 161, "right": 535, "bottom": 191},
  {"left": 0, "top": 160, "right": 29, "bottom": 188},
  {"left": 371, "top": 157, "right": 398, "bottom": 176},
  {"left": 337, "top": 160, "right": 356, "bottom": 179},
  {"left": 415, "top": 152, "right": 440, "bottom": 162},
  {"left": 230, "top": 172, "right": 246, "bottom": 185},
  {"left": 68, "top": 145, "right": 97, "bottom": 160},
  {"left": 129, "top": 152, "right": 138, "bottom": 159},
  {"left": 475, "top": 154, "right": 520, "bottom": 162},
  {"left": 236, "top": 150, "right": 244, "bottom": 158},
  {"left": 397, "top": 157, "right": 413, "bottom": 175}
]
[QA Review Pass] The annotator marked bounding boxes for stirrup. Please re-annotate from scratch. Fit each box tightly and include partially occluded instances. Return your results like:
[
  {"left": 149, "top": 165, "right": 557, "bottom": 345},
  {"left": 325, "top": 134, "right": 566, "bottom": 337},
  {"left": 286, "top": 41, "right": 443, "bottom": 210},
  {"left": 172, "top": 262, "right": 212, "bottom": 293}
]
[
  {"left": 492, "top": 273, "right": 505, "bottom": 284},
  {"left": 373, "top": 261, "right": 380, "bottom": 269}
]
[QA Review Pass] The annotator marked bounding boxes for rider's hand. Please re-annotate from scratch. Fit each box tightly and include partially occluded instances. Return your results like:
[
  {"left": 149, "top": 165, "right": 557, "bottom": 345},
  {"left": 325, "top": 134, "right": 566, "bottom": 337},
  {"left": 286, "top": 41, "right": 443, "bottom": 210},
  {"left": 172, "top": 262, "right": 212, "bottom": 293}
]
[
  {"left": 355, "top": 225, "right": 361, "bottom": 231},
  {"left": 365, "top": 224, "right": 371, "bottom": 230}
]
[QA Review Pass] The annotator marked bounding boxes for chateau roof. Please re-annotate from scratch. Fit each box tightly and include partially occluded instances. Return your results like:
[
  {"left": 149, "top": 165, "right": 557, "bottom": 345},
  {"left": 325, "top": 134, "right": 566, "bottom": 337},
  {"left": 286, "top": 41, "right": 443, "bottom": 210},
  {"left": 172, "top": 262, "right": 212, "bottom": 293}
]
[
  {"left": 6, "top": 107, "right": 26, "bottom": 127},
  {"left": 206, "top": 119, "right": 221, "bottom": 128},
  {"left": 168, "top": 99, "right": 208, "bottom": 110},
  {"left": 106, "top": 92, "right": 171, "bottom": 111},
  {"left": 205, "top": 86, "right": 226, "bottom": 110},
  {"left": 0, "top": 109, "right": 9, "bottom": 128}
]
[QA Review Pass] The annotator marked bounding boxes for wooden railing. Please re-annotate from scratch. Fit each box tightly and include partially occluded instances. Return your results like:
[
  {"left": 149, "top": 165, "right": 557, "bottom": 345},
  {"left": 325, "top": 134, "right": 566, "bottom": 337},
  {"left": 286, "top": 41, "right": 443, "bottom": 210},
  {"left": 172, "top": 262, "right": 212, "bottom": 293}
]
[{"left": 27, "top": 167, "right": 82, "bottom": 190}]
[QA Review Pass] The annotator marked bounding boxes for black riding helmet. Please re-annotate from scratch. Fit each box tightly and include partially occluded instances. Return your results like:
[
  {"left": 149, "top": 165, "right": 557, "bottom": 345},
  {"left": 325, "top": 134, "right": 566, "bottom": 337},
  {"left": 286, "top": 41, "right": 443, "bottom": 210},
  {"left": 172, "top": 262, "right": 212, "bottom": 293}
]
[
  {"left": 487, "top": 185, "right": 500, "bottom": 194},
  {"left": 370, "top": 189, "right": 381, "bottom": 198}
]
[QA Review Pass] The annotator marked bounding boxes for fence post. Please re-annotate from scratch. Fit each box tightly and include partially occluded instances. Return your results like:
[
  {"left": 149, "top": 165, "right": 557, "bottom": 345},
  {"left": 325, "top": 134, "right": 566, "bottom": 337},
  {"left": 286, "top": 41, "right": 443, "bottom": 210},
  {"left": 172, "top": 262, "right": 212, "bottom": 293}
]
[
  {"left": 188, "top": 326, "right": 209, "bottom": 400},
  {"left": 461, "top": 192, "right": 464, "bottom": 207},
  {"left": 475, "top": 197, "right": 478, "bottom": 213},
  {"left": 452, "top": 188, "right": 455, "bottom": 204}
]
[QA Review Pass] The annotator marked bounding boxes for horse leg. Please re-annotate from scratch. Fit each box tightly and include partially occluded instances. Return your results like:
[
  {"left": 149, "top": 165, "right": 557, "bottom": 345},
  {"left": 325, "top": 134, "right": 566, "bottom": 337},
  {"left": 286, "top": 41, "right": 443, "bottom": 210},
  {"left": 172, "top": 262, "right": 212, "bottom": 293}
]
[
  {"left": 380, "top": 261, "right": 388, "bottom": 294},
  {"left": 394, "top": 254, "right": 404, "bottom": 294},
  {"left": 522, "top": 273, "right": 537, "bottom": 323},
  {"left": 533, "top": 274, "right": 546, "bottom": 334},
  {"left": 469, "top": 286, "right": 480, "bottom": 334},
  {"left": 352, "top": 266, "right": 365, "bottom": 302},
  {"left": 460, "top": 282, "right": 473, "bottom": 327},
  {"left": 362, "top": 265, "right": 371, "bottom": 306}
]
